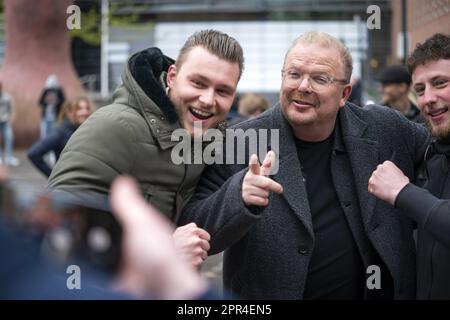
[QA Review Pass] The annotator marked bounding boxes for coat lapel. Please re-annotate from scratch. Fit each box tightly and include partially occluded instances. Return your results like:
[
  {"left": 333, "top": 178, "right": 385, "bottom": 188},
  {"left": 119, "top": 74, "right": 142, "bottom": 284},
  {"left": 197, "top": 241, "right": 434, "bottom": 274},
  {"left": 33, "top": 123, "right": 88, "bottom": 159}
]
[
  {"left": 269, "top": 105, "right": 314, "bottom": 238},
  {"left": 338, "top": 105, "right": 380, "bottom": 230}
]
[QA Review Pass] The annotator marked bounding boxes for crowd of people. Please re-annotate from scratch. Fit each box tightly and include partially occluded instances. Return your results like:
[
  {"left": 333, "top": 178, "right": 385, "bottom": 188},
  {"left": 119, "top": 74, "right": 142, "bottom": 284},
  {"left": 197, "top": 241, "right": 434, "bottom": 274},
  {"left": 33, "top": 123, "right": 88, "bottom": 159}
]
[{"left": 0, "top": 28, "right": 449, "bottom": 300}]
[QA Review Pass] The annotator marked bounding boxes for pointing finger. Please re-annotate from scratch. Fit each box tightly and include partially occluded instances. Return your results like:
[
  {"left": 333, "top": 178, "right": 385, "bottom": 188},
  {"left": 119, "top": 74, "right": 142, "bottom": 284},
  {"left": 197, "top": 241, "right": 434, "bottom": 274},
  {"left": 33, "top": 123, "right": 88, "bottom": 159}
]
[
  {"left": 260, "top": 151, "right": 275, "bottom": 176},
  {"left": 249, "top": 154, "right": 260, "bottom": 175}
]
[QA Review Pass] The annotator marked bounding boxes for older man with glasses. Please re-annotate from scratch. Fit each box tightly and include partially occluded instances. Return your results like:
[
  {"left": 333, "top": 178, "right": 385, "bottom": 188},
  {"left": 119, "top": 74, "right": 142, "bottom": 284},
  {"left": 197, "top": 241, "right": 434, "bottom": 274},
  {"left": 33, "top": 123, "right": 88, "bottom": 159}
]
[{"left": 180, "top": 31, "right": 430, "bottom": 300}]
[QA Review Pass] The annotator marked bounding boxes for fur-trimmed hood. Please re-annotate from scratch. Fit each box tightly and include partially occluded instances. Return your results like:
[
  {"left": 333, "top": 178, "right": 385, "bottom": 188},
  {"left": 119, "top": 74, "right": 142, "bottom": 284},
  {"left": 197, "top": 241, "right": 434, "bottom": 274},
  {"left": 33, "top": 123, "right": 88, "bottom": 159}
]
[{"left": 113, "top": 47, "right": 179, "bottom": 124}]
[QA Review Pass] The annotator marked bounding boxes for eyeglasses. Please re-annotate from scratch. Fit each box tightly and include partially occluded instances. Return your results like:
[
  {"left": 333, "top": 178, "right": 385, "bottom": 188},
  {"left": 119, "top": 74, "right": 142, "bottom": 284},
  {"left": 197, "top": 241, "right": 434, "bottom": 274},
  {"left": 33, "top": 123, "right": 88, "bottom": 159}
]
[{"left": 281, "top": 69, "right": 348, "bottom": 91}]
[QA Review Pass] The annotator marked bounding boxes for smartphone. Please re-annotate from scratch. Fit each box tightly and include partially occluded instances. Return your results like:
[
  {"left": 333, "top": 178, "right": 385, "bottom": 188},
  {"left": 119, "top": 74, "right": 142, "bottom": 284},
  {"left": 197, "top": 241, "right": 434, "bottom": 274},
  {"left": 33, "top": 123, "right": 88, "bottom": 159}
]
[
  {"left": 0, "top": 181, "right": 123, "bottom": 272},
  {"left": 48, "top": 204, "right": 123, "bottom": 272}
]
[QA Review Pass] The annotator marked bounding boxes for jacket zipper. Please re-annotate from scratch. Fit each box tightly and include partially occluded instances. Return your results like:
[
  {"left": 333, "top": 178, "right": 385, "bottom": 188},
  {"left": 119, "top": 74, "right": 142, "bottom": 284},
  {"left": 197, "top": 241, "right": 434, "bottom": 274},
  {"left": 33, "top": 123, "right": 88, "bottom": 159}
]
[{"left": 173, "top": 163, "right": 188, "bottom": 222}]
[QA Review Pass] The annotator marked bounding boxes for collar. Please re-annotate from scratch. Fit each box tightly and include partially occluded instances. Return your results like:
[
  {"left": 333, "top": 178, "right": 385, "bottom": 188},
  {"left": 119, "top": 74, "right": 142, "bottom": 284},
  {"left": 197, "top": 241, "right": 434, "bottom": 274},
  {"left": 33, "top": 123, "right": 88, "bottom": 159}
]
[
  {"left": 332, "top": 119, "right": 346, "bottom": 153},
  {"left": 429, "top": 136, "right": 450, "bottom": 159},
  {"left": 333, "top": 104, "right": 370, "bottom": 153}
]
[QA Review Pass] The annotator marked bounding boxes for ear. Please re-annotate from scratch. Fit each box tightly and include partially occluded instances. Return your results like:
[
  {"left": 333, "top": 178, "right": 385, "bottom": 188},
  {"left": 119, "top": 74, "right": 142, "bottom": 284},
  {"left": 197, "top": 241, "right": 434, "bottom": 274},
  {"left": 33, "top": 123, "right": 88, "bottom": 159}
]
[
  {"left": 166, "top": 64, "right": 177, "bottom": 89},
  {"left": 339, "top": 84, "right": 353, "bottom": 107}
]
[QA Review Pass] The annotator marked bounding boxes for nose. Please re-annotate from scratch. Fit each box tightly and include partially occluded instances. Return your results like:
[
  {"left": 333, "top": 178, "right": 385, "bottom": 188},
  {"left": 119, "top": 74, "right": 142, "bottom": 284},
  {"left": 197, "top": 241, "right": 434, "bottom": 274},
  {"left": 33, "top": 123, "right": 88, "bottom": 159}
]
[
  {"left": 297, "top": 75, "right": 312, "bottom": 93},
  {"left": 199, "top": 89, "right": 216, "bottom": 108},
  {"left": 422, "top": 87, "right": 438, "bottom": 108}
]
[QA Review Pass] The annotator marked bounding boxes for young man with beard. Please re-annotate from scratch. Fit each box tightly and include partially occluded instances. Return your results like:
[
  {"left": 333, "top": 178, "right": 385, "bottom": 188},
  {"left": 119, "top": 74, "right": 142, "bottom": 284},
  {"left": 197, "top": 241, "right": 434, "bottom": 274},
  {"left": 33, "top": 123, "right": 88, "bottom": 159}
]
[
  {"left": 48, "top": 30, "right": 244, "bottom": 268},
  {"left": 369, "top": 33, "right": 450, "bottom": 299}
]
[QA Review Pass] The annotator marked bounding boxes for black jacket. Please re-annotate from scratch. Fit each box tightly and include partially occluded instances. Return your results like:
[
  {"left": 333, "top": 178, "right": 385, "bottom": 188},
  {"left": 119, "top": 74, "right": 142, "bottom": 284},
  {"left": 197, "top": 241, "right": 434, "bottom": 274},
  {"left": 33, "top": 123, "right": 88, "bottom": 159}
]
[
  {"left": 28, "top": 119, "right": 78, "bottom": 177},
  {"left": 38, "top": 87, "right": 65, "bottom": 118},
  {"left": 383, "top": 102, "right": 424, "bottom": 124},
  {"left": 403, "top": 102, "right": 423, "bottom": 124},
  {"left": 396, "top": 138, "right": 450, "bottom": 299}
]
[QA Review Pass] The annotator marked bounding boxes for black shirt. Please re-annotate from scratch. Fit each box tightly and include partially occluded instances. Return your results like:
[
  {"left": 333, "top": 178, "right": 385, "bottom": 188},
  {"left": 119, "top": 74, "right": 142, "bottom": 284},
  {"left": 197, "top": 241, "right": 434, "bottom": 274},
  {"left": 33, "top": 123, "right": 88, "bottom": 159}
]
[{"left": 295, "top": 132, "right": 365, "bottom": 299}]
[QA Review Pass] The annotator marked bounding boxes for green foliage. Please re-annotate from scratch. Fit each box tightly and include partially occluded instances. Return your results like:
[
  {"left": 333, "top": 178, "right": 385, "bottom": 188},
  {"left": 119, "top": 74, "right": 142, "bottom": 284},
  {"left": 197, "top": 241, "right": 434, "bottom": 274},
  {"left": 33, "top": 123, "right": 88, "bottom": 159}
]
[
  {"left": 109, "top": 0, "right": 141, "bottom": 27},
  {"left": 70, "top": 7, "right": 101, "bottom": 46},
  {"left": 69, "top": 1, "right": 152, "bottom": 47}
]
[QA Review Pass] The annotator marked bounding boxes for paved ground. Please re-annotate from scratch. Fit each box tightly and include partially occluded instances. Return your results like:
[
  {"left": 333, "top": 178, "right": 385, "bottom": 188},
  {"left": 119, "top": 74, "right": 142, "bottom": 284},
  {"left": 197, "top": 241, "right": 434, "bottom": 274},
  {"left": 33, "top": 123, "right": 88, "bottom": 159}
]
[
  {"left": 5, "top": 150, "right": 223, "bottom": 291},
  {"left": 6, "top": 150, "right": 48, "bottom": 208}
]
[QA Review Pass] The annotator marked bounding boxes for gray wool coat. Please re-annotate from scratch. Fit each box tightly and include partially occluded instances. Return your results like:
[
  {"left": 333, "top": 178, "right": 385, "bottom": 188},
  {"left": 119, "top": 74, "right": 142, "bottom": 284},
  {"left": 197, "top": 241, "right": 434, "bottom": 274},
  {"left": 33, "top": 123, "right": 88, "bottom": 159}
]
[{"left": 180, "top": 103, "right": 430, "bottom": 299}]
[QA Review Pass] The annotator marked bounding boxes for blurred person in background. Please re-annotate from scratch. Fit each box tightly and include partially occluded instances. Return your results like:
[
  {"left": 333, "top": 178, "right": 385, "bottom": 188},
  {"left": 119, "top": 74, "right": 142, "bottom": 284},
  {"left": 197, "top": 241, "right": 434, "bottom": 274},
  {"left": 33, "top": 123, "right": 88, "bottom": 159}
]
[
  {"left": 27, "top": 97, "right": 94, "bottom": 177},
  {"left": 39, "top": 74, "right": 65, "bottom": 139},
  {"left": 377, "top": 65, "right": 423, "bottom": 123},
  {"left": 228, "top": 92, "right": 271, "bottom": 125},
  {"left": 369, "top": 33, "right": 450, "bottom": 299},
  {"left": 238, "top": 92, "right": 270, "bottom": 118},
  {"left": 0, "top": 81, "right": 19, "bottom": 166},
  {"left": 348, "top": 76, "right": 362, "bottom": 107}
]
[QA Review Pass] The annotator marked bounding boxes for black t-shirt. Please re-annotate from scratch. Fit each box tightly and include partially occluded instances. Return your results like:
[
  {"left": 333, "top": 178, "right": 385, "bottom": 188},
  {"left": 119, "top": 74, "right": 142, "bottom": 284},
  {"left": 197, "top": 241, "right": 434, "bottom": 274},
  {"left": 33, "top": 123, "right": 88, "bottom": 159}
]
[{"left": 296, "top": 133, "right": 365, "bottom": 299}]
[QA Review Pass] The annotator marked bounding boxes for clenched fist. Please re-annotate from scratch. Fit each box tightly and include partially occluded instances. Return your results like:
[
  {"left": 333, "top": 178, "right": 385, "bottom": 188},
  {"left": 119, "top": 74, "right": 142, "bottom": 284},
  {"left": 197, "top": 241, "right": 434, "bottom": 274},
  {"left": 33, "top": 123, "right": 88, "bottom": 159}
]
[
  {"left": 242, "top": 151, "right": 283, "bottom": 207},
  {"left": 368, "top": 160, "right": 410, "bottom": 206},
  {"left": 172, "top": 223, "right": 210, "bottom": 268}
]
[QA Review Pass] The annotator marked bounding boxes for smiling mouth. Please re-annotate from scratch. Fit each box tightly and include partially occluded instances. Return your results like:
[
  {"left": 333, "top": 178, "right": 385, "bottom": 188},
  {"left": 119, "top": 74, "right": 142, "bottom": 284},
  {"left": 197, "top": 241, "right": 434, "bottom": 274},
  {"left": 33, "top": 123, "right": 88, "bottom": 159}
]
[
  {"left": 189, "top": 107, "right": 214, "bottom": 120},
  {"left": 428, "top": 107, "right": 449, "bottom": 118},
  {"left": 293, "top": 99, "right": 314, "bottom": 107}
]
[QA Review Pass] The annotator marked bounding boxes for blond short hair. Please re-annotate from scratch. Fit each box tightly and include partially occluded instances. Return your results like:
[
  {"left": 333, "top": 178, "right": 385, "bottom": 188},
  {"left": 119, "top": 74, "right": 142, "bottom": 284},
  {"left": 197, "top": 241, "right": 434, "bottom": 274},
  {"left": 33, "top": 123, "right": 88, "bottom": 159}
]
[
  {"left": 176, "top": 29, "right": 244, "bottom": 79},
  {"left": 284, "top": 31, "right": 353, "bottom": 82},
  {"left": 58, "top": 96, "right": 94, "bottom": 123}
]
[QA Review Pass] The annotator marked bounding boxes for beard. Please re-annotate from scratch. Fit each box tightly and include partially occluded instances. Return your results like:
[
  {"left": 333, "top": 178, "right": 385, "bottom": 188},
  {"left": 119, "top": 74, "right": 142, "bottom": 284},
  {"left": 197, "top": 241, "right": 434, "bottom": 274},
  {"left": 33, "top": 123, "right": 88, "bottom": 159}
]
[{"left": 425, "top": 117, "right": 450, "bottom": 140}]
